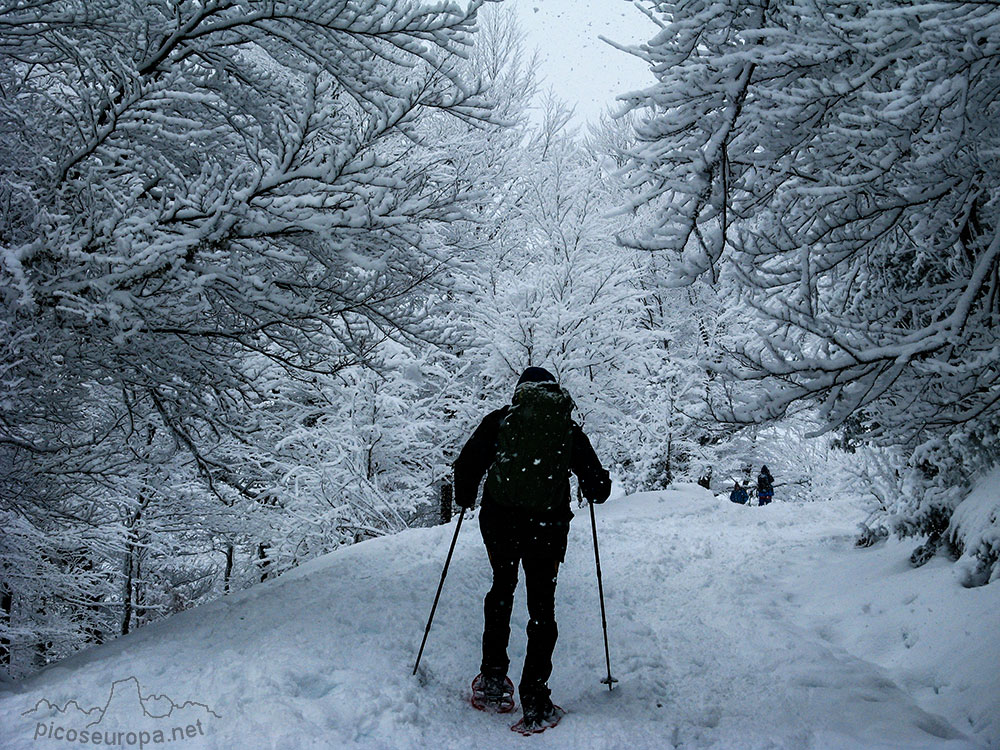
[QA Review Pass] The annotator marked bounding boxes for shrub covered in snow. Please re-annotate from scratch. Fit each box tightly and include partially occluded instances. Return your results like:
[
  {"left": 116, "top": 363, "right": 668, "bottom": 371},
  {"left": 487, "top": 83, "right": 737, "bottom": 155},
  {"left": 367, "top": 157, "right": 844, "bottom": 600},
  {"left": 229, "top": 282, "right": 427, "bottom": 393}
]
[{"left": 948, "top": 470, "right": 1000, "bottom": 587}]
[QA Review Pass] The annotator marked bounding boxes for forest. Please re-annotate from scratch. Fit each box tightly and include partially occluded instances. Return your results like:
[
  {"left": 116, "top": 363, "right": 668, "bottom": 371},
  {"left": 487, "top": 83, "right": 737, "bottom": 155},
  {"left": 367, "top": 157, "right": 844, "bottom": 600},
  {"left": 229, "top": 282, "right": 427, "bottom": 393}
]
[{"left": 1, "top": 0, "right": 998, "bottom": 680}]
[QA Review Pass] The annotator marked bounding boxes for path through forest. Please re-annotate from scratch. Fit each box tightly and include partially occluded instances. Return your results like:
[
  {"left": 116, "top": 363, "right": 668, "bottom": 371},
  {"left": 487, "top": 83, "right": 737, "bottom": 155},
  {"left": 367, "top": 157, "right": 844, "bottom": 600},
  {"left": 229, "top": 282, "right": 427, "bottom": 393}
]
[{"left": 2, "top": 487, "right": 994, "bottom": 749}]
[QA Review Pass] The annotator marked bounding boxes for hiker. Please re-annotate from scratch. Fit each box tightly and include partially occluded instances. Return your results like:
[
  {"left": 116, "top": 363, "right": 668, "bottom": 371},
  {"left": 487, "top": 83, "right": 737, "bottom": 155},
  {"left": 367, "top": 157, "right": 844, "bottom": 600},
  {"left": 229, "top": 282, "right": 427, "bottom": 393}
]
[
  {"left": 757, "top": 465, "right": 774, "bottom": 505},
  {"left": 697, "top": 465, "right": 712, "bottom": 490},
  {"left": 730, "top": 480, "right": 749, "bottom": 505},
  {"left": 454, "top": 367, "right": 611, "bottom": 732}
]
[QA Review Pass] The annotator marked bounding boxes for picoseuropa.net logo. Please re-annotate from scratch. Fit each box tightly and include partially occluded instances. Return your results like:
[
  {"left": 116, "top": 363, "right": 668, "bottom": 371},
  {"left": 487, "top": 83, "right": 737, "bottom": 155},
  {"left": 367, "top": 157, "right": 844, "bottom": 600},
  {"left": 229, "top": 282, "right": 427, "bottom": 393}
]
[{"left": 22, "top": 676, "right": 220, "bottom": 748}]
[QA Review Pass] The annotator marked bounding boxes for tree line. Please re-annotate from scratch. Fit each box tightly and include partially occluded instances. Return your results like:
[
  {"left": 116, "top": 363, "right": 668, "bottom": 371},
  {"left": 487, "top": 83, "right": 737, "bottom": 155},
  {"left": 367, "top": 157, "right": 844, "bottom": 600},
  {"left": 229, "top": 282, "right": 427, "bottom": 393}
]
[{"left": 2, "top": 0, "right": 997, "bottom": 678}]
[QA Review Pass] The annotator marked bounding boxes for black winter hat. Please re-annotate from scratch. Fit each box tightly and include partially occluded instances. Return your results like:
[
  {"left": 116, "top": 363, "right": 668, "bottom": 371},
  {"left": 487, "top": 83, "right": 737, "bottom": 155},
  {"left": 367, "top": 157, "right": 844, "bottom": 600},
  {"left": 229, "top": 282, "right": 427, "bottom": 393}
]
[{"left": 516, "top": 366, "right": 557, "bottom": 386}]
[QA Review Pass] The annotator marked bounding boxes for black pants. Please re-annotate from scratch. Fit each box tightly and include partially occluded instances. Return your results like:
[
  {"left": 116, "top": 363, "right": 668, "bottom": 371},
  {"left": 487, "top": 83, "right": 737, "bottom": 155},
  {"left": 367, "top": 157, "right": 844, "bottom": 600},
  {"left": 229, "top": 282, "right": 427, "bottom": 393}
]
[{"left": 481, "top": 547, "right": 559, "bottom": 697}]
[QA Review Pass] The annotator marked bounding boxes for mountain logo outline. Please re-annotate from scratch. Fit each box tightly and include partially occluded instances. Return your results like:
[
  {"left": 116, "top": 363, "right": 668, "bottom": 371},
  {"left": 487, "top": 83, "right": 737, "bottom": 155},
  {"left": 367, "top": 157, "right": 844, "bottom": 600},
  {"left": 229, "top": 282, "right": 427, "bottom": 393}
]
[{"left": 21, "top": 675, "right": 221, "bottom": 727}]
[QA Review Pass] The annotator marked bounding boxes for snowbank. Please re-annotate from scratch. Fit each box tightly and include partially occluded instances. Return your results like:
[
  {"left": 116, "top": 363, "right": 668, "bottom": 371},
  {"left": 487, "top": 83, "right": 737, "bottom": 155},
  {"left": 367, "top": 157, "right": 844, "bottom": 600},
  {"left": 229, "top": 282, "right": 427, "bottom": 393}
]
[
  {"left": 784, "top": 533, "right": 1000, "bottom": 747},
  {"left": 1, "top": 488, "right": 995, "bottom": 749},
  {"left": 949, "top": 467, "right": 1000, "bottom": 586}
]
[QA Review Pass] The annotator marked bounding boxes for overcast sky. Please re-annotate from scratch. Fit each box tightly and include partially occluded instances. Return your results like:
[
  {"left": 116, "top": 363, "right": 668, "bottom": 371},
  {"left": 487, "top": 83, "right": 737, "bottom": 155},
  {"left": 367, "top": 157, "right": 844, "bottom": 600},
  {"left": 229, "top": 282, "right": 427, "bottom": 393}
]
[{"left": 506, "top": 0, "right": 655, "bottom": 126}]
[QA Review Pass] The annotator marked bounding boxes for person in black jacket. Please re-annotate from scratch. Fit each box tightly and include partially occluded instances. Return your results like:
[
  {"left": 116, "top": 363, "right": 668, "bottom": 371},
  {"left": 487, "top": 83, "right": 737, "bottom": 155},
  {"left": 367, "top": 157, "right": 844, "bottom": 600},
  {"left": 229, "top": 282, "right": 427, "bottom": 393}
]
[
  {"left": 697, "top": 465, "right": 713, "bottom": 490},
  {"left": 757, "top": 465, "right": 774, "bottom": 505},
  {"left": 454, "top": 367, "right": 611, "bottom": 729}
]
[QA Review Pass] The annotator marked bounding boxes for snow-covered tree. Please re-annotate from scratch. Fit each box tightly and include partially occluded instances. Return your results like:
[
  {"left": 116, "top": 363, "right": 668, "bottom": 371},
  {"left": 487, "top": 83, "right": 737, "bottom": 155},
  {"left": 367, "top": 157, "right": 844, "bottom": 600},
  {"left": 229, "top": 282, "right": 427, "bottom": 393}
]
[
  {"left": 0, "top": 0, "right": 496, "bottom": 676},
  {"left": 448, "top": 93, "right": 682, "bottom": 490},
  {"left": 620, "top": 0, "right": 1000, "bottom": 577}
]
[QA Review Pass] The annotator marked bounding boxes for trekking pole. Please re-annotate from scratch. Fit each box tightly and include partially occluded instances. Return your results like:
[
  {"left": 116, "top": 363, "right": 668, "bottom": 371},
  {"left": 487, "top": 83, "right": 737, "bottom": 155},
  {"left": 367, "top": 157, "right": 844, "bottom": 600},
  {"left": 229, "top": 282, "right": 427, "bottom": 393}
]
[
  {"left": 413, "top": 510, "right": 465, "bottom": 676},
  {"left": 587, "top": 492, "right": 618, "bottom": 691}
]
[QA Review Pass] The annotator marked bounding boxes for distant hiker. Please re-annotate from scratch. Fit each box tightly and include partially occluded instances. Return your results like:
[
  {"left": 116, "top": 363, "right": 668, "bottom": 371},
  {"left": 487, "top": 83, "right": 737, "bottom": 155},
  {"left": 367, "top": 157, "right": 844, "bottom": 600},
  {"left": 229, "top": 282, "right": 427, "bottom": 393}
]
[
  {"left": 454, "top": 366, "right": 611, "bottom": 733},
  {"left": 730, "top": 480, "right": 748, "bottom": 505},
  {"left": 757, "top": 465, "right": 774, "bottom": 506},
  {"left": 697, "top": 466, "right": 712, "bottom": 490}
]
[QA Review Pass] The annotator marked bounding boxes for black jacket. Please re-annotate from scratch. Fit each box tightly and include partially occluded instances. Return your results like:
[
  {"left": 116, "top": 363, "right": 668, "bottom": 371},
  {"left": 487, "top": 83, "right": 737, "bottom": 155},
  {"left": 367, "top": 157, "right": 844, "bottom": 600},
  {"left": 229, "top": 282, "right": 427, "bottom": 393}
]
[
  {"left": 757, "top": 468, "right": 773, "bottom": 493},
  {"left": 453, "top": 405, "right": 611, "bottom": 560}
]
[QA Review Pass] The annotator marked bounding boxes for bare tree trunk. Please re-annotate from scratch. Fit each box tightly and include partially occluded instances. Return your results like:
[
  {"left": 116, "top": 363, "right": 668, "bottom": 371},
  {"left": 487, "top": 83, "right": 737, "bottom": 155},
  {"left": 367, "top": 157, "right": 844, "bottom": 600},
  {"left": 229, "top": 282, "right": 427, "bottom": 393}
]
[
  {"left": 81, "top": 557, "right": 105, "bottom": 646},
  {"left": 33, "top": 601, "right": 48, "bottom": 671},
  {"left": 134, "top": 552, "right": 145, "bottom": 627},
  {"left": 257, "top": 543, "right": 271, "bottom": 583},
  {"left": 440, "top": 481, "right": 453, "bottom": 524},
  {"left": 664, "top": 434, "right": 673, "bottom": 486},
  {"left": 0, "top": 583, "right": 11, "bottom": 667},
  {"left": 224, "top": 544, "right": 235, "bottom": 594},
  {"left": 121, "top": 544, "right": 133, "bottom": 636},
  {"left": 122, "top": 488, "right": 149, "bottom": 636}
]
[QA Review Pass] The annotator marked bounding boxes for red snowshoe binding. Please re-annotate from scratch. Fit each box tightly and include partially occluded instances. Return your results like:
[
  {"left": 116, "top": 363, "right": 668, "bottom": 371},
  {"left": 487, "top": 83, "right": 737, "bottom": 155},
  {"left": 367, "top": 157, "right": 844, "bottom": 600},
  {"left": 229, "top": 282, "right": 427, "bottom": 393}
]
[{"left": 470, "top": 672, "right": 516, "bottom": 714}]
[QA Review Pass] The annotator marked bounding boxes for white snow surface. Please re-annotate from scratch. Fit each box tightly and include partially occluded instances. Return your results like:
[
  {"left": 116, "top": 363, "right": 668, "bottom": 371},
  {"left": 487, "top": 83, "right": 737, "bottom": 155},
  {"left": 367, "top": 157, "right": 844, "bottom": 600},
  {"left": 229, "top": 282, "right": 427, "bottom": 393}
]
[
  {"left": 3, "top": 486, "right": 998, "bottom": 749},
  {"left": 949, "top": 468, "right": 1000, "bottom": 585}
]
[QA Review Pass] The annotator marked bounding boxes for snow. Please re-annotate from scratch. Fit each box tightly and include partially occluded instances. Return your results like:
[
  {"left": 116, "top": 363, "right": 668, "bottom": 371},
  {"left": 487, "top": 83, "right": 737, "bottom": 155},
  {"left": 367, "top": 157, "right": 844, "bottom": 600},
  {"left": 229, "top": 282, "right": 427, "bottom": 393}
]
[
  {"left": 783, "top": 535, "right": 1000, "bottom": 746},
  {"left": 949, "top": 468, "right": 1000, "bottom": 586},
  {"left": 2, "top": 486, "right": 996, "bottom": 749}
]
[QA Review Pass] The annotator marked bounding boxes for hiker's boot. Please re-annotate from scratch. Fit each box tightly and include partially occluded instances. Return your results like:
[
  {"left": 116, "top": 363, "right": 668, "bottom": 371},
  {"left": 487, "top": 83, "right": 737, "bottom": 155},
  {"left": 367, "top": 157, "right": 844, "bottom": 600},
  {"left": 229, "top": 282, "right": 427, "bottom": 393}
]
[
  {"left": 471, "top": 670, "right": 515, "bottom": 713},
  {"left": 520, "top": 684, "right": 556, "bottom": 725}
]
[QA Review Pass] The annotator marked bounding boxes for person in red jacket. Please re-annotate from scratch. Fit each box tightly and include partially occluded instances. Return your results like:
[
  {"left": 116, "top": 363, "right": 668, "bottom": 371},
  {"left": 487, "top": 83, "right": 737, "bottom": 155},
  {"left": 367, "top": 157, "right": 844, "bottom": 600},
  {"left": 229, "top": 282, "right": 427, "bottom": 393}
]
[{"left": 454, "top": 367, "right": 611, "bottom": 731}]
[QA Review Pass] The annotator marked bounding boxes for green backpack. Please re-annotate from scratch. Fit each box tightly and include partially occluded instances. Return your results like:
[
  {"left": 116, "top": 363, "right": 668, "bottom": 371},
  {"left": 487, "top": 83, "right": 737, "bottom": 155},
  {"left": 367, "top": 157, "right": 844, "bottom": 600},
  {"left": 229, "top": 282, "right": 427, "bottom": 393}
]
[{"left": 485, "top": 381, "right": 575, "bottom": 512}]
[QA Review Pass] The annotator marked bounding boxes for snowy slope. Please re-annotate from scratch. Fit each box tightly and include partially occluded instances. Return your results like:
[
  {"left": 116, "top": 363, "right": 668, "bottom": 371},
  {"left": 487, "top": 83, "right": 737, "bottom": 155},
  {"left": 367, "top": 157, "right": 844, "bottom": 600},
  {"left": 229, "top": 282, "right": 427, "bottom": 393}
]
[{"left": 2, "top": 487, "right": 997, "bottom": 749}]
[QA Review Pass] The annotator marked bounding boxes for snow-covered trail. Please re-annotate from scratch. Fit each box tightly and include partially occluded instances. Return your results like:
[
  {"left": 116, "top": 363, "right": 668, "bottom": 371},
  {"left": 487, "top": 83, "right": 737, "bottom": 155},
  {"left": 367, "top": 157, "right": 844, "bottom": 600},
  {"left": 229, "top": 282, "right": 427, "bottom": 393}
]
[{"left": 1, "top": 487, "right": 991, "bottom": 749}]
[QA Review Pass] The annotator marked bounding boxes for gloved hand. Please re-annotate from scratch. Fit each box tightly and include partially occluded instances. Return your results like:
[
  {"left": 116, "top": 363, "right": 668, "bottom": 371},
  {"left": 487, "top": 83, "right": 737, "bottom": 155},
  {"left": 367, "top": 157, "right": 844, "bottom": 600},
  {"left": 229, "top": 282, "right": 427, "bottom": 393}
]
[{"left": 588, "top": 472, "right": 611, "bottom": 504}]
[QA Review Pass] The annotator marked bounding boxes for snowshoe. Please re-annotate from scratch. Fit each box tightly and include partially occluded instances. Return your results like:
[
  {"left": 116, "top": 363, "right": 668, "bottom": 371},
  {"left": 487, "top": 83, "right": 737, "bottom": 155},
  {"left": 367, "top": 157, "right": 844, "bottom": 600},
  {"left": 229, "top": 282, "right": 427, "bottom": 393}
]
[
  {"left": 511, "top": 705, "right": 564, "bottom": 735},
  {"left": 512, "top": 689, "right": 563, "bottom": 735},
  {"left": 470, "top": 672, "right": 516, "bottom": 714}
]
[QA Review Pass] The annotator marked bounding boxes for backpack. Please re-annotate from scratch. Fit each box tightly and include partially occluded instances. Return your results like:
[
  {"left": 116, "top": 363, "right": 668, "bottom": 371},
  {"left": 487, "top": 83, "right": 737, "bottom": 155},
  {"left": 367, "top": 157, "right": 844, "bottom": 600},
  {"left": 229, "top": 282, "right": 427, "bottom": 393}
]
[{"left": 485, "top": 381, "right": 575, "bottom": 512}]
